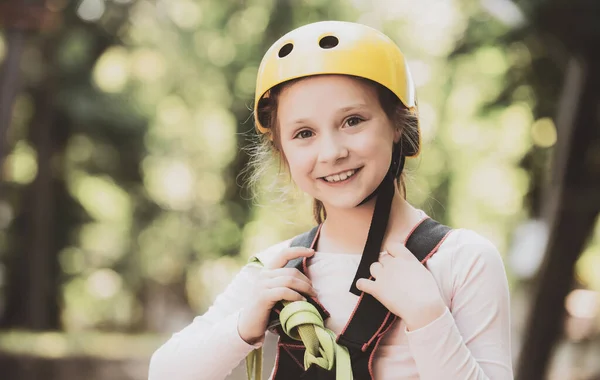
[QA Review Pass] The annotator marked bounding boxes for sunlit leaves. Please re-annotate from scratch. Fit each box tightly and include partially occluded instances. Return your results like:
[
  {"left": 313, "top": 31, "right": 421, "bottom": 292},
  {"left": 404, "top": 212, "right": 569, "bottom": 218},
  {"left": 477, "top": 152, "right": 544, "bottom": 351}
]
[
  {"left": 196, "top": 106, "right": 237, "bottom": 165},
  {"left": 475, "top": 46, "right": 509, "bottom": 76},
  {"left": 130, "top": 48, "right": 167, "bottom": 82},
  {"left": 79, "top": 223, "right": 129, "bottom": 267},
  {"left": 189, "top": 257, "right": 240, "bottom": 311},
  {"left": 68, "top": 172, "right": 132, "bottom": 222},
  {"left": 196, "top": 171, "right": 226, "bottom": 203},
  {"left": 206, "top": 35, "right": 237, "bottom": 67},
  {"left": 143, "top": 157, "right": 196, "bottom": 210},
  {"left": 498, "top": 103, "right": 535, "bottom": 160},
  {"left": 531, "top": 117, "right": 557, "bottom": 148},
  {"left": 57, "top": 28, "right": 94, "bottom": 71},
  {"left": 59, "top": 247, "right": 86, "bottom": 276},
  {"left": 93, "top": 46, "right": 130, "bottom": 93},
  {"left": 155, "top": 95, "right": 192, "bottom": 134},
  {"left": 66, "top": 135, "right": 94, "bottom": 163},
  {"left": 226, "top": 5, "right": 271, "bottom": 43},
  {"left": 77, "top": 0, "right": 106, "bottom": 22},
  {"left": 3, "top": 141, "right": 38, "bottom": 185},
  {"left": 0, "top": 330, "right": 160, "bottom": 358},
  {"left": 165, "top": 0, "right": 203, "bottom": 30},
  {"left": 234, "top": 65, "right": 259, "bottom": 98},
  {"left": 63, "top": 275, "right": 136, "bottom": 330},
  {"left": 576, "top": 232, "right": 600, "bottom": 293},
  {"left": 3, "top": 0, "right": 560, "bottom": 335}
]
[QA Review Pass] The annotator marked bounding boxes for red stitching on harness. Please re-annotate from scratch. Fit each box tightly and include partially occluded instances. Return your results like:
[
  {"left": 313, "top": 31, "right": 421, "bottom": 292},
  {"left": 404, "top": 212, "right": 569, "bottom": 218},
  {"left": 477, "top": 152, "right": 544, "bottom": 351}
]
[
  {"left": 420, "top": 230, "right": 453, "bottom": 264},
  {"left": 303, "top": 256, "right": 309, "bottom": 273},
  {"left": 302, "top": 227, "right": 331, "bottom": 318},
  {"left": 362, "top": 311, "right": 395, "bottom": 351},
  {"left": 272, "top": 343, "right": 281, "bottom": 378},
  {"left": 402, "top": 216, "right": 429, "bottom": 244},
  {"left": 310, "top": 223, "right": 323, "bottom": 249},
  {"left": 306, "top": 291, "right": 331, "bottom": 318},
  {"left": 339, "top": 216, "right": 430, "bottom": 344},
  {"left": 338, "top": 288, "right": 366, "bottom": 338},
  {"left": 281, "top": 344, "right": 305, "bottom": 370},
  {"left": 368, "top": 316, "right": 398, "bottom": 379},
  {"left": 279, "top": 342, "right": 306, "bottom": 349}
]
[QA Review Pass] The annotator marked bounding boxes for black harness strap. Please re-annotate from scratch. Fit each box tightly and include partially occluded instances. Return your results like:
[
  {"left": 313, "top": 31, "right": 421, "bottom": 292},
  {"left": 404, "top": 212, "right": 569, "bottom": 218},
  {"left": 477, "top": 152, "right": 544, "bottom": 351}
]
[
  {"left": 337, "top": 217, "right": 452, "bottom": 354},
  {"left": 268, "top": 226, "right": 329, "bottom": 331},
  {"left": 405, "top": 218, "right": 452, "bottom": 262},
  {"left": 270, "top": 218, "right": 453, "bottom": 380},
  {"left": 349, "top": 172, "right": 396, "bottom": 295}
]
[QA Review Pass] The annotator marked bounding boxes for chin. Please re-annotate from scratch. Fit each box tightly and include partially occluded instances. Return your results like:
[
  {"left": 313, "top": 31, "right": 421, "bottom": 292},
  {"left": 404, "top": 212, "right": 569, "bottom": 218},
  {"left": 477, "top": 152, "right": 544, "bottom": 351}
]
[{"left": 319, "top": 194, "right": 367, "bottom": 210}]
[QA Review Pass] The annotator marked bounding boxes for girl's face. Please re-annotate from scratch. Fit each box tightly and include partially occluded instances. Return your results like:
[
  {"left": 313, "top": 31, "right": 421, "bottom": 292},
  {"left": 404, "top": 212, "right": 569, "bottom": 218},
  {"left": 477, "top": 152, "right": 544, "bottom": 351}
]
[{"left": 277, "top": 75, "right": 400, "bottom": 211}]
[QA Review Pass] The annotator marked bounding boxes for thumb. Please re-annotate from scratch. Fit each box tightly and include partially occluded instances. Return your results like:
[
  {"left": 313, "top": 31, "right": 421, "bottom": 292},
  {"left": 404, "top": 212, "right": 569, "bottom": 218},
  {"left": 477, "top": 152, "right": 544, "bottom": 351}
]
[{"left": 356, "top": 278, "right": 376, "bottom": 295}]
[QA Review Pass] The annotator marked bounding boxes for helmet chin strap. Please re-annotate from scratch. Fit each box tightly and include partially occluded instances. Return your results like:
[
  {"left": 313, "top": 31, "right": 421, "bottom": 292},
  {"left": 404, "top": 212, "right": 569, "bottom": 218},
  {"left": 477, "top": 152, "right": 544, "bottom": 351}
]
[
  {"left": 349, "top": 144, "right": 405, "bottom": 295},
  {"left": 356, "top": 145, "right": 405, "bottom": 207}
]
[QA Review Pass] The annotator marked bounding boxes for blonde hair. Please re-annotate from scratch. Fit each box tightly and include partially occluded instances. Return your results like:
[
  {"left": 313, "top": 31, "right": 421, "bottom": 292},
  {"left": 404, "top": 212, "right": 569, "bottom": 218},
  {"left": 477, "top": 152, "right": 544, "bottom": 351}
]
[{"left": 245, "top": 76, "right": 420, "bottom": 224}]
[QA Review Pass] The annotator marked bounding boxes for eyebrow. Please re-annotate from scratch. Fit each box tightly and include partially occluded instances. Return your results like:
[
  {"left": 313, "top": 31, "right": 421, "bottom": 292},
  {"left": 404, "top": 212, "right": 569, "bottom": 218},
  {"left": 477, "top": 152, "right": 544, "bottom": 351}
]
[
  {"left": 289, "top": 103, "right": 369, "bottom": 125},
  {"left": 339, "top": 103, "right": 369, "bottom": 113}
]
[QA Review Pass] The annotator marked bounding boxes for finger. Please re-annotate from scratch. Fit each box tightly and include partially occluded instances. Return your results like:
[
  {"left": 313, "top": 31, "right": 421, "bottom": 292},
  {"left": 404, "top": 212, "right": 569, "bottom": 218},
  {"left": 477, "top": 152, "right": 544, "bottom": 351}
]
[
  {"left": 267, "top": 247, "right": 315, "bottom": 269},
  {"left": 369, "top": 262, "right": 383, "bottom": 279},
  {"left": 355, "top": 278, "right": 376, "bottom": 295},
  {"left": 265, "top": 268, "right": 312, "bottom": 286},
  {"left": 378, "top": 253, "right": 393, "bottom": 265},
  {"left": 267, "top": 276, "right": 317, "bottom": 297},
  {"left": 265, "top": 287, "right": 307, "bottom": 303},
  {"left": 383, "top": 243, "right": 413, "bottom": 259}
]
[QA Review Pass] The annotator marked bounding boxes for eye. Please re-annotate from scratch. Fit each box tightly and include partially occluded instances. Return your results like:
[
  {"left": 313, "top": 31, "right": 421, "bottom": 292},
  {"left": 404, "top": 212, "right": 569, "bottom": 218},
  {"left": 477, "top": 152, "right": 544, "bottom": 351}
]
[
  {"left": 294, "top": 129, "right": 314, "bottom": 139},
  {"left": 345, "top": 116, "right": 364, "bottom": 127}
]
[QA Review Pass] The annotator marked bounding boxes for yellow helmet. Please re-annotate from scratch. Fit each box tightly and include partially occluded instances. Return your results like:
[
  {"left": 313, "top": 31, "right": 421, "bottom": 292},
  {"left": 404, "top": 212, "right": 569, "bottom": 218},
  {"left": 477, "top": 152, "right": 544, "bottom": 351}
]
[{"left": 253, "top": 20, "right": 419, "bottom": 156}]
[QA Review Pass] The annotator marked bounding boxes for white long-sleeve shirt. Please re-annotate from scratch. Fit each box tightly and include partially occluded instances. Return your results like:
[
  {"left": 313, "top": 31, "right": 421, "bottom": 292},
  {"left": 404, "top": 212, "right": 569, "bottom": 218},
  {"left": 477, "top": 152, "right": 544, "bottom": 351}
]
[{"left": 149, "top": 218, "right": 513, "bottom": 380}]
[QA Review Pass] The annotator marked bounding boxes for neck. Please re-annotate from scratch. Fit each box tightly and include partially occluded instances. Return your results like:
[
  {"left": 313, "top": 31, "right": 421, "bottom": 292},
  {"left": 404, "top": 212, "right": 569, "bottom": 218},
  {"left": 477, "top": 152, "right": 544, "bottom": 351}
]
[{"left": 319, "top": 187, "right": 420, "bottom": 253}]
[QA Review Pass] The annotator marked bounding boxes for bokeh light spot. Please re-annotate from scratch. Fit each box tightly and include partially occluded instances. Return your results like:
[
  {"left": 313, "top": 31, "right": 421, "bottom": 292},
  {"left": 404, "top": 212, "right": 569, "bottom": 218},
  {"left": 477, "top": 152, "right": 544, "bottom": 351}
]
[
  {"left": 87, "top": 269, "right": 123, "bottom": 299},
  {"left": 77, "top": 0, "right": 106, "bottom": 22},
  {"left": 93, "top": 47, "right": 130, "bottom": 93},
  {"left": 166, "top": 0, "right": 202, "bottom": 30},
  {"left": 3, "top": 141, "right": 38, "bottom": 185},
  {"left": 531, "top": 117, "right": 557, "bottom": 148}
]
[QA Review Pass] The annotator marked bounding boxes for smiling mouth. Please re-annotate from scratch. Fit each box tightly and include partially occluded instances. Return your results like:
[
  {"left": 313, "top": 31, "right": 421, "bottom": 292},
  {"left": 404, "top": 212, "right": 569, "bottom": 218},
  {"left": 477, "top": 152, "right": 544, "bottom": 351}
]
[{"left": 321, "top": 168, "right": 361, "bottom": 183}]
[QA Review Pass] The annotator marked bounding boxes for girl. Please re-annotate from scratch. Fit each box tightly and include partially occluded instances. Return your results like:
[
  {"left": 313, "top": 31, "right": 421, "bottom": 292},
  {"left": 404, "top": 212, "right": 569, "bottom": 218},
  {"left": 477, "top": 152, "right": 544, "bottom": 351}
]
[{"left": 149, "top": 21, "right": 513, "bottom": 380}]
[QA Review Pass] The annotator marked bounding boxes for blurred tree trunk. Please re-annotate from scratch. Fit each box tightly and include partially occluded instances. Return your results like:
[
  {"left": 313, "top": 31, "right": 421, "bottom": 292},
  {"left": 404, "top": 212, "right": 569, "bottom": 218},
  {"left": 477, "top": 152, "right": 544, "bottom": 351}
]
[
  {"left": 516, "top": 56, "right": 600, "bottom": 380},
  {"left": 515, "top": 1, "right": 600, "bottom": 376},
  {"left": 0, "top": 40, "right": 64, "bottom": 329},
  {"left": 0, "top": 2, "right": 131, "bottom": 330},
  {"left": 0, "top": 30, "right": 25, "bottom": 169},
  {"left": 0, "top": 0, "right": 64, "bottom": 330}
]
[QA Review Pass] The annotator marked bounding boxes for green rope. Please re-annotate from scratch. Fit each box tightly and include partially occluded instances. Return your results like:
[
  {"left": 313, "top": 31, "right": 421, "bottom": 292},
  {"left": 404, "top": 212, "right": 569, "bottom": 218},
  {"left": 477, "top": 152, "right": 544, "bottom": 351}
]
[
  {"left": 245, "top": 256, "right": 353, "bottom": 380},
  {"left": 245, "top": 299, "right": 352, "bottom": 380},
  {"left": 279, "top": 300, "right": 353, "bottom": 379},
  {"left": 246, "top": 347, "right": 262, "bottom": 380}
]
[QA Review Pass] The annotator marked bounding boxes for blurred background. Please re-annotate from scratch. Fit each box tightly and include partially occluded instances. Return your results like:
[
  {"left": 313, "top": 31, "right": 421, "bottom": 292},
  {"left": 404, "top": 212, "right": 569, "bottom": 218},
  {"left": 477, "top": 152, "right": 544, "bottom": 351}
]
[{"left": 0, "top": 0, "right": 599, "bottom": 379}]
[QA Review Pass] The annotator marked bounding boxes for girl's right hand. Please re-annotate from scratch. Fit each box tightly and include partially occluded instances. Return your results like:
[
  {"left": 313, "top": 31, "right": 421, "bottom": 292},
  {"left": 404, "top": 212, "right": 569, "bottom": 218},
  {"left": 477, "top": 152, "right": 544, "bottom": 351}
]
[{"left": 238, "top": 247, "right": 317, "bottom": 345}]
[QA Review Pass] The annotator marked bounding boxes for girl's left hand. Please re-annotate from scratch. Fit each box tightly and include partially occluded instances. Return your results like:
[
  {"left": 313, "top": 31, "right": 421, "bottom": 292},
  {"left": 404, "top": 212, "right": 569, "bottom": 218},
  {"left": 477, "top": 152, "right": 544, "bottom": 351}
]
[{"left": 355, "top": 241, "right": 447, "bottom": 331}]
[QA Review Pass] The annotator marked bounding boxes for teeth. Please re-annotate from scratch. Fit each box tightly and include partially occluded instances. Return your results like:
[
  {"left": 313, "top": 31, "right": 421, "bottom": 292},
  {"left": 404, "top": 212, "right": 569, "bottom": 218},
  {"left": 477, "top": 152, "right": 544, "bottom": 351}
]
[{"left": 324, "top": 169, "right": 357, "bottom": 183}]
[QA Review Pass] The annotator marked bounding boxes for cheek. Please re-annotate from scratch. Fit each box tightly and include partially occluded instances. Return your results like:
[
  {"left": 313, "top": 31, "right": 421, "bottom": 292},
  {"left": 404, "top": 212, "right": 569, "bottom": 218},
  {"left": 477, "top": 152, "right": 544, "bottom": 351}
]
[
  {"left": 356, "top": 134, "right": 393, "bottom": 162},
  {"left": 282, "top": 146, "right": 314, "bottom": 181}
]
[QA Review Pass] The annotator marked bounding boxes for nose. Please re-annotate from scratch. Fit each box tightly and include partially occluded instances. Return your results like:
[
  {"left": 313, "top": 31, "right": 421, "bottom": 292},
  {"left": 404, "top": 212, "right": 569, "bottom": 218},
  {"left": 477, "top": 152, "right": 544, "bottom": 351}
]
[{"left": 317, "top": 132, "right": 349, "bottom": 164}]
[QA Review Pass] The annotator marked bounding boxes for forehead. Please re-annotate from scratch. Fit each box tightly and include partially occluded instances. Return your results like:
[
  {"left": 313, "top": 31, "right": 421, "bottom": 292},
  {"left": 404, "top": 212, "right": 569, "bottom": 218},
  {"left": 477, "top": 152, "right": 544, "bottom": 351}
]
[{"left": 277, "top": 75, "right": 379, "bottom": 121}]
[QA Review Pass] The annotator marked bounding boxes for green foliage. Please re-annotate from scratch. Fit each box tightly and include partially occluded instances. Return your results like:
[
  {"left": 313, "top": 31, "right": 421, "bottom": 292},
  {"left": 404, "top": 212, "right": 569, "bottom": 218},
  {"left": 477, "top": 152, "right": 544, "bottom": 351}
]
[{"left": 3, "top": 0, "right": 596, "bottom": 343}]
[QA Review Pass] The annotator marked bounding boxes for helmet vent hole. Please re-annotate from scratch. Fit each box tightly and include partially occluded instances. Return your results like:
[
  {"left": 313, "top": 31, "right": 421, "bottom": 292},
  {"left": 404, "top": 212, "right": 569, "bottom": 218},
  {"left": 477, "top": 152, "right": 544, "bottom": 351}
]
[
  {"left": 319, "top": 36, "right": 339, "bottom": 49},
  {"left": 278, "top": 43, "right": 294, "bottom": 58}
]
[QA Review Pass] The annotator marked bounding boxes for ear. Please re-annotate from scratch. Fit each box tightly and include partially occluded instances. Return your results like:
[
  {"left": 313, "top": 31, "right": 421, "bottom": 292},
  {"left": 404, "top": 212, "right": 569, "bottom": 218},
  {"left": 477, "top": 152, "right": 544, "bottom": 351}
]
[{"left": 393, "top": 128, "right": 402, "bottom": 144}]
